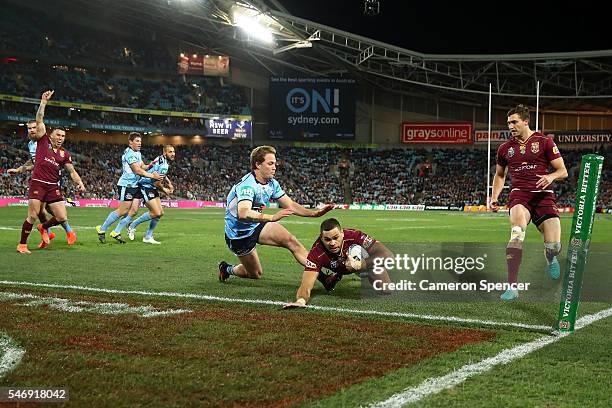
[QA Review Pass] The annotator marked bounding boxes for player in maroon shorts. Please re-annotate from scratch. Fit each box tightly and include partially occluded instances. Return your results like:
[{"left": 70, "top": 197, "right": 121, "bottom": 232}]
[
  {"left": 490, "top": 104, "right": 568, "bottom": 300},
  {"left": 17, "top": 90, "right": 86, "bottom": 254},
  {"left": 283, "top": 218, "right": 392, "bottom": 308}
]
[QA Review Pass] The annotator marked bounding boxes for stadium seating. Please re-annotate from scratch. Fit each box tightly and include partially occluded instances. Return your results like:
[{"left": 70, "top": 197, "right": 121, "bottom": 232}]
[{"left": 1, "top": 137, "right": 608, "bottom": 209}]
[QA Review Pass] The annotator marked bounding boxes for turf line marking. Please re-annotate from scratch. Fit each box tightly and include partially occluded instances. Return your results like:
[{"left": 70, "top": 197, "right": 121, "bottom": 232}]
[
  {"left": 0, "top": 280, "right": 549, "bottom": 331},
  {"left": 366, "top": 306, "right": 612, "bottom": 407},
  {"left": 0, "top": 292, "right": 191, "bottom": 318},
  {"left": 0, "top": 332, "right": 25, "bottom": 379}
]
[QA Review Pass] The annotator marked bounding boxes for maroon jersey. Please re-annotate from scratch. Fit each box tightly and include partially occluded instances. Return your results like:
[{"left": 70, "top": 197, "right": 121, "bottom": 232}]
[
  {"left": 496, "top": 132, "right": 561, "bottom": 192},
  {"left": 305, "top": 229, "right": 377, "bottom": 274},
  {"left": 31, "top": 134, "right": 72, "bottom": 185}
]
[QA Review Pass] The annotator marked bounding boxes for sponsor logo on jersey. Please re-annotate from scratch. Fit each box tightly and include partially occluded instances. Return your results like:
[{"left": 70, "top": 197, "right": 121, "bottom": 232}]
[
  {"left": 553, "top": 145, "right": 559, "bottom": 155},
  {"left": 531, "top": 142, "right": 540, "bottom": 154},
  {"left": 330, "top": 260, "right": 338, "bottom": 269},
  {"left": 239, "top": 185, "right": 256, "bottom": 199},
  {"left": 305, "top": 259, "right": 317, "bottom": 270},
  {"left": 59, "top": 150, "right": 65, "bottom": 158},
  {"left": 508, "top": 147, "right": 515, "bottom": 158},
  {"left": 362, "top": 235, "right": 374, "bottom": 248}
]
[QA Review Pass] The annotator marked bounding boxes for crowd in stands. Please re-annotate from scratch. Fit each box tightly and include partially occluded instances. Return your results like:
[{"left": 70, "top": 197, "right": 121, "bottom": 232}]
[
  {"left": 0, "top": 64, "right": 248, "bottom": 116},
  {"left": 1, "top": 135, "right": 609, "bottom": 209}
]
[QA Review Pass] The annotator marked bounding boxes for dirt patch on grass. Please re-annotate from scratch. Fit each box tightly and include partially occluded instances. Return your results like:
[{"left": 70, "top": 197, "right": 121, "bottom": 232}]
[{"left": 0, "top": 290, "right": 497, "bottom": 407}]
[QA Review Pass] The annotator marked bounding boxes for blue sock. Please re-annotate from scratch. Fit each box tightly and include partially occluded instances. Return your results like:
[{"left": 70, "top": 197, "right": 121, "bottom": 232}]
[
  {"left": 144, "top": 217, "right": 160, "bottom": 239},
  {"left": 47, "top": 228, "right": 52, "bottom": 235},
  {"left": 101, "top": 211, "right": 120, "bottom": 231},
  {"left": 227, "top": 265, "right": 235, "bottom": 275},
  {"left": 61, "top": 221, "right": 73, "bottom": 233},
  {"left": 113, "top": 215, "right": 132, "bottom": 234},
  {"left": 131, "top": 212, "right": 152, "bottom": 229}
]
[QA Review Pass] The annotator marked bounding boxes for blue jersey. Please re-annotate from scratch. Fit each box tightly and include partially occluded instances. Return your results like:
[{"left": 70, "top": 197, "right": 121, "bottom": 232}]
[
  {"left": 117, "top": 147, "right": 143, "bottom": 187},
  {"left": 224, "top": 172, "right": 285, "bottom": 239},
  {"left": 28, "top": 140, "right": 37, "bottom": 162},
  {"left": 139, "top": 155, "right": 169, "bottom": 188}
]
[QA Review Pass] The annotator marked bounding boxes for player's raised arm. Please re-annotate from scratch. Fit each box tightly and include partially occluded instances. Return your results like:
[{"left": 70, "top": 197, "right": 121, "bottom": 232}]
[
  {"left": 129, "top": 162, "right": 164, "bottom": 180},
  {"left": 34, "top": 90, "right": 54, "bottom": 140},
  {"left": 276, "top": 195, "right": 334, "bottom": 218},
  {"left": 64, "top": 163, "right": 86, "bottom": 192}
]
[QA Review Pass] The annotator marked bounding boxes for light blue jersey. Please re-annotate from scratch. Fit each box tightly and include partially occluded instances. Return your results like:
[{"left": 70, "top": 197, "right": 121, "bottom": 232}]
[
  {"left": 28, "top": 140, "right": 37, "bottom": 162},
  {"left": 224, "top": 172, "right": 285, "bottom": 239},
  {"left": 139, "top": 155, "right": 169, "bottom": 188},
  {"left": 117, "top": 147, "right": 143, "bottom": 187}
]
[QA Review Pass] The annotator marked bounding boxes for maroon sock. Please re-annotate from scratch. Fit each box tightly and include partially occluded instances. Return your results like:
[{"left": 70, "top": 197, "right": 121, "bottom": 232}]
[
  {"left": 41, "top": 217, "right": 60, "bottom": 230},
  {"left": 506, "top": 247, "right": 523, "bottom": 284},
  {"left": 20, "top": 220, "right": 33, "bottom": 244}
]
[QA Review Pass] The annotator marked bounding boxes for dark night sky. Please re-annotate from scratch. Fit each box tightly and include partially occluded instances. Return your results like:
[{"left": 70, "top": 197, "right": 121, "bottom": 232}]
[{"left": 279, "top": 1, "right": 610, "bottom": 54}]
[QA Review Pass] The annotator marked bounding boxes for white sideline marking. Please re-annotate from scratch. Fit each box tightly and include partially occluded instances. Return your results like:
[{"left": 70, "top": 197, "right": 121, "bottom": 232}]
[
  {"left": 0, "top": 292, "right": 191, "bottom": 318},
  {"left": 0, "top": 280, "right": 550, "bottom": 331},
  {"left": 0, "top": 332, "right": 25, "bottom": 379},
  {"left": 366, "top": 306, "right": 612, "bottom": 407}
]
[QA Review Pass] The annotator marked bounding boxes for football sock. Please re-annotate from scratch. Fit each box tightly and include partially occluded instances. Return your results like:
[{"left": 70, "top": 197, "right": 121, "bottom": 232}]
[
  {"left": 41, "top": 217, "right": 60, "bottom": 230},
  {"left": 131, "top": 212, "right": 152, "bottom": 229},
  {"left": 113, "top": 215, "right": 133, "bottom": 234},
  {"left": 61, "top": 221, "right": 73, "bottom": 233},
  {"left": 101, "top": 211, "right": 120, "bottom": 231},
  {"left": 144, "top": 217, "right": 160, "bottom": 239},
  {"left": 506, "top": 247, "right": 522, "bottom": 284},
  {"left": 20, "top": 220, "right": 33, "bottom": 244}
]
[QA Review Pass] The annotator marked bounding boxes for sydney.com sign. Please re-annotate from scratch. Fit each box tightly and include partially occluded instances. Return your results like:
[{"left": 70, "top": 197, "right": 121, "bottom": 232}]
[{"left": 268, "top": 77, "right": 356, "bottom": 141}]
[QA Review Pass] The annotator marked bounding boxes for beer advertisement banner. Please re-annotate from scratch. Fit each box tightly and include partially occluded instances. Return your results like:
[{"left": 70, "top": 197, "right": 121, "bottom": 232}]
[
  {"left": 401, "top": 122, "right": 473, "bottom": 144},
  {"left": 204, "top": 119, "right": 251, "bottom": 139},
  {"left": 268, "top": 77, "right": 356, "bottom": 141},
  {"left": 546, "top": 130, "right": 612, "bottom": 144},
  {"left": 474, "top": 129, "right": 512, "bottom": 144}
]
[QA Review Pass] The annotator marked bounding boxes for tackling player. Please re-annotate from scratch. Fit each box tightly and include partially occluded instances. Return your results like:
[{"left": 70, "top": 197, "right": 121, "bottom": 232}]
[
  {"left": 219, "top": 145, "right": 334, "bottom": 282},
  {"left": 490, "top": 104, "right": 568, "bottom": 300},
  {"left": 126, "top": 144, "right": 176, "bottom": 244},
  {"left": 95, "top": 132, "right": 163, "bottom": 244},
  {"left": 283, "top": 218, "right": 392, "bottom": 308}
]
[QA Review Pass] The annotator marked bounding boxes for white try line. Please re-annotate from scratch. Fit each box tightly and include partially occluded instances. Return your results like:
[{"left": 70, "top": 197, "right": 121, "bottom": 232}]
[
  {"left": 0, "top": 332, "right": 25, "bottom": 379},
  {"left": 0, "top": 280, "right": 550, "bottom": 331},
  {"left": 366, "top": 305, "right": 612, "bottom": 408}
]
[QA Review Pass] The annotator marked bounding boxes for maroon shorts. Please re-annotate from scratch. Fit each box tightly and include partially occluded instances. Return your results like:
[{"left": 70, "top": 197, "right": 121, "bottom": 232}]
[
  {"left": 28, "top": 180, "right": 63, "bottom": 203},
  {"left": 508, "top": 190, "right": 559, "bottom": 226}
]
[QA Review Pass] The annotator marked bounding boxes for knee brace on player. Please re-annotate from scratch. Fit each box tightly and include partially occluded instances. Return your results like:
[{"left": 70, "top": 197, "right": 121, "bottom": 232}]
[{"left": 509, "top": 226, "right": 525, "bottom": 245}]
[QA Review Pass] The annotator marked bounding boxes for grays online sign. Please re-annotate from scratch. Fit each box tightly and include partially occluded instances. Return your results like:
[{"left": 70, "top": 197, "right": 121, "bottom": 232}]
[{"left": 268, "top": 77, "right": 356, "bottom": 141}]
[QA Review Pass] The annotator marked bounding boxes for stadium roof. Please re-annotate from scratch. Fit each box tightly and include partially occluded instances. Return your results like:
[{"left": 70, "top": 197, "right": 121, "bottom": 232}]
[{"left": 11, "top": 0, "right": 612, "bottom": 112}]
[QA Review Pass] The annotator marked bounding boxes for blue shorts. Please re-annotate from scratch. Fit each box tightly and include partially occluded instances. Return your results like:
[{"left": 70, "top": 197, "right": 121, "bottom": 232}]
[
  {"left": 118, "top": 186, "right": 143, "bottom": 201},
  {"left": 225, "top": 223, "right": 266, "bottom": 257},
  {"left": 139, "top": 185, "right": 160, "bottom": 202}
]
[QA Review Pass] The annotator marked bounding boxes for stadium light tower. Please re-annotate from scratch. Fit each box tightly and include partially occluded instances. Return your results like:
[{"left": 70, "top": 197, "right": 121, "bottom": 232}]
[{"left": 363, "top": 0, "right": 380, "bottom": 16}]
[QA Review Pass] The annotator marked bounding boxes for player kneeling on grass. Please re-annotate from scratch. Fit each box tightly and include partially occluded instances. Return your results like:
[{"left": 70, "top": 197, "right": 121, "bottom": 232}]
[{"left": 283, "top": 218, "right": 392, "bottom": 308}]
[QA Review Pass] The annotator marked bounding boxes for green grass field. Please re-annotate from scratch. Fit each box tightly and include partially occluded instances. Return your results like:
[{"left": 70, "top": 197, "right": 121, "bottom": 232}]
[{"left": 1, "top": 207, "right": 611, "bottom": 407}]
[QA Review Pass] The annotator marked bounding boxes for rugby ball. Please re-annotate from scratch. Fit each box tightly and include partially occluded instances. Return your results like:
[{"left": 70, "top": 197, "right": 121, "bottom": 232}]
[{"left": 348, "top": 244, "right": 369, "bottom": 262}]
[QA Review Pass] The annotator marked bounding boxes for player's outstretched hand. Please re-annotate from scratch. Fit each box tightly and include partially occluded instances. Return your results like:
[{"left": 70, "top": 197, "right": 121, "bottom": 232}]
[
  {"left": 272, "top": 208, "right": 294, "bottom": 222},
  {"left": 313, "top": 204, "right": 334, "bottom": 217},
  {"left": 7, "top": 168, "right": 19, "bottom": 174},
  {"left": 78, "top": 182, "right": 86, "bottom": 192},
  {"left": 282, "top": 298, "right": 307, "bottom": 309},
  {"left": 536, "top": 174, "right": 554, "bottom": 189},
  {"left": 41, "top": 90, "right": 54, "bottom": 102},
  {"left": 151, "top": 172, "right": 165, "bottom": 181}
]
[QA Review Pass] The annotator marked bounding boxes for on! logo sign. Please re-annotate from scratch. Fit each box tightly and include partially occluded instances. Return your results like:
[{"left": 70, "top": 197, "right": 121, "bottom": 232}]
[{"left": 401, "top": 122, "right": 473, "bottom": 144}]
